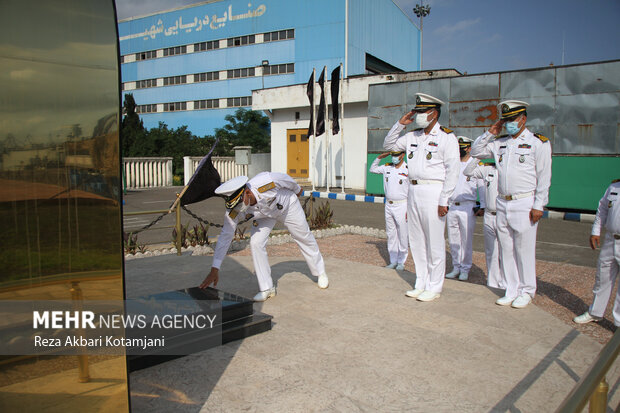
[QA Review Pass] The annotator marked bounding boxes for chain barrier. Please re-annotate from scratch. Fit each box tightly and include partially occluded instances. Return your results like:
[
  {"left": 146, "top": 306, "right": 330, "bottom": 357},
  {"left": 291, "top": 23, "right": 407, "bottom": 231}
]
[{"left": 125, "top": 211, "right": 168, "bottom": 235}]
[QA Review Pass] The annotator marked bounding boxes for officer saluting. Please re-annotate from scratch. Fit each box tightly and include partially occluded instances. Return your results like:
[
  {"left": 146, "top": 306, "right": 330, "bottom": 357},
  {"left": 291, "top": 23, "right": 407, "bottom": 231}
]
[
  {"left": 384, "top": 93, "right": 460, "bottom": 302},
  {"left": 370, "top": 151, "right": 409, "bottom": 270},
  {"left": 199, "top": 172, "right": 329, "bottom": 301},
  {"left": 471, "top": 100, "right": 552, "bottom": 308}
]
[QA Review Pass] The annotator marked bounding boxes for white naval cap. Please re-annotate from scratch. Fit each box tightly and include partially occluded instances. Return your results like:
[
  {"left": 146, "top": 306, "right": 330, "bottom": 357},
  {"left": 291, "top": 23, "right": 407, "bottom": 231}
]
[
  {"left": 457, "top": 136, "right": 473, "bottom": 147},
  {"left": 499, "top": 100, "right": 529, "bottom": 119},
  {"left": 215, "top": 175, "right": 248, "bottom": 209},
  {"left": 414, "top": 93, "right": 445, "bottom": 111}
]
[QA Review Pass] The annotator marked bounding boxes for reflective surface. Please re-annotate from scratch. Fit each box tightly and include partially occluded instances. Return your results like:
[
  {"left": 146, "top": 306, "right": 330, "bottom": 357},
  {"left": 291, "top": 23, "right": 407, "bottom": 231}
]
[{"left": 0, "top": 0, "right": 128, "bottom": 411}]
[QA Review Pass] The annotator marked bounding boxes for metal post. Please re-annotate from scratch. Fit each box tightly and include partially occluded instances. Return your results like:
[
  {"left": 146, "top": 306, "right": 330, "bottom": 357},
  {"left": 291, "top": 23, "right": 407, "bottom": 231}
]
[
  {"left": 339, "top": 63, "right": 345, "bottom": 193},
  {"left": 311, "top": 68, "right": 316, "bottom": 192},
  {"left": 70, "top": 282, "right": 90, "bottom": 383},
  {"left": 175, "top": 193, "right": 182, "bottom": 255},
  {"left": 589, "top": 378, "right": 608, "bottom": 413}
]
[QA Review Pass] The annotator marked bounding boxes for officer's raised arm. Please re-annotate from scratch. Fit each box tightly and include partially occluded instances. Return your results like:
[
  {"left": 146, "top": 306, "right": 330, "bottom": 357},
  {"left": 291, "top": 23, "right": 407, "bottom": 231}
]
[
  {"left": 471, "top": 119, "right": 503, "bottom": 158},
  {"left": 383, "top": 112, "right": 411, "bottom": 152},
  {"left": 369, "top": 152, "right": 390, "bottom": 174}
]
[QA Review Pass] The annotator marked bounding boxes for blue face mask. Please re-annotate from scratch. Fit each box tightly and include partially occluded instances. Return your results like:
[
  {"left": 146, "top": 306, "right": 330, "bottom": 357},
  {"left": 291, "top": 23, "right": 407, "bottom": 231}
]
[
  {"left": 505, "top": 120, "right": 520, "bottom": 135},
  {"left": 391, "top": 155, "right": 402, "bottom": 164}
]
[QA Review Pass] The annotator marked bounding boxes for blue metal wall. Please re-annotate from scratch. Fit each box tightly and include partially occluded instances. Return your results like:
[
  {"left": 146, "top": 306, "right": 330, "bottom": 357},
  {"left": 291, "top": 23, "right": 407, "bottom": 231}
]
[{"left": 118, "top": 0, "right": 420, "bottom": 136}]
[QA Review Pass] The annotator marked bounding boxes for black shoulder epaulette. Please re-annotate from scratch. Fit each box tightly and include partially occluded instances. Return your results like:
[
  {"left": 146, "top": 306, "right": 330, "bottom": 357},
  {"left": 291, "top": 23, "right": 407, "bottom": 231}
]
[
  {"left": 612, "top": 179, "right": 620, "bottom": 184},
  {"left": 534, "top": 133, "right": 549, "bottom": 143},
  {"left": 440, "top": 126, "right": 453, "bottom": 134}
]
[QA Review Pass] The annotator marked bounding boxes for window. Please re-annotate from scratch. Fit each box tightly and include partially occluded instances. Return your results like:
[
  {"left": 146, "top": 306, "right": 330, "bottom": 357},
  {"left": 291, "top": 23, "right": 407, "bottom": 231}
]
[
  {"left": 263, "top": 63, "right": 294, "bottom": 76},
  {"left": 163, "top": 102, "right": 187, "bottom": 112},
  {"left": 194, "top": 99, "right": 220, "bottom": 109},
  {"left": 163, "top": 45, "right": 187, "bottom": 57},
  {"left": 194, "top": 40, "right": 219, "bottom": 51},
  {"left": 136, "top": 104, "right": 157, "bottom": 114},
  {"left": 226, "top": 66, "right": 256, "bottom": 79},
  {"left": 135, "top": 49, "right": 157, "bottom": 61},
  {"left": 136, "top": 78, "right": 157, "bottom": 89},
  {"left": 194, "top": 71, "right": 220, "bottom": 82},
  {"left": 263, "top": 29, "right": 294, "bottom": 42},
  {"left": 227, "top": 96, "right": 252, "bottom": 107},
  {"left": 163, "top": 75, "right": 186, "bottom": 86},
  {"left": 226, "top": 34, "right": 255, "bottom": 48}
]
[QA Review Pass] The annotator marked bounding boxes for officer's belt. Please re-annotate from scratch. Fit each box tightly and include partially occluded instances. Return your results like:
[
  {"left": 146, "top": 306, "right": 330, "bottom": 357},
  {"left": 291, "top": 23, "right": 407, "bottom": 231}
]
[
  {"left": 486, "top": 210, "right": 497, "bottom": 216},
  {"left": 386, "top": 199, "right": 407, "bottom": 204},
  {"left": 499, "top": 191, "right": 535, "bottom": 201},
  {"left": 410, "top": 179, "right": 442, "bottom": 185},
  {"left": 451, "top": 200, "right": 475, "bottom": 206}
]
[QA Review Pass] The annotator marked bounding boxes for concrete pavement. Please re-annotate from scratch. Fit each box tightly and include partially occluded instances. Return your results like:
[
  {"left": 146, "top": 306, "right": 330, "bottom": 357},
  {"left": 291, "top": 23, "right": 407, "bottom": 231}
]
[{"left": 126, "top": 253, "right": 620, "bottom": 412}]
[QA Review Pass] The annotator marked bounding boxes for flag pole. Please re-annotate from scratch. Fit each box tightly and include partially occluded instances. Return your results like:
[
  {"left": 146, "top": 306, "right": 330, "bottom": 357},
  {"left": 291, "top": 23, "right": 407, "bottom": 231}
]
[
  {"left": 324, "top": 66, "right": 330, "bottom": 192},
  {"left": 311, "top": 68, "right": 316, "bottom": 192},
  {"left": 339, "top": 63, "right": 345, "bottom": 193}
]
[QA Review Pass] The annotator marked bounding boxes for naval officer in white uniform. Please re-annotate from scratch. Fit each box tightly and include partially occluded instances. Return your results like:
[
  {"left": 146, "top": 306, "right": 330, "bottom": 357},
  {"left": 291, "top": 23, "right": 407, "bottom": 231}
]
[
  {"left": 370, "top": 151, "right": 409, "bottom": 270},
  {"left": 445, "top": 136, "right": 486, "bottom": 282},
  {"left": 471, "top": 100, "right": 552, "bottom": 308},
  {"left": 463, "top": 158, "right": 505, "bottom": 289},
  {"left": 199, "top": 172, "right": 329, "bottom": 301},
  {"left": 574, "top": 179, "right": 620, "bottom": 325},
  {"left": 383, "top": 93, "right": 460, "bottom": 302}
]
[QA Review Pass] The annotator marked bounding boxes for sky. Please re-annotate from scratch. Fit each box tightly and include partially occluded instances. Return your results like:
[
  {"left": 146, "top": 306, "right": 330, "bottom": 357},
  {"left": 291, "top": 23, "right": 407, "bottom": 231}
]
[{"left": 115, "top": 0, "right": 620, "bottom": 75}]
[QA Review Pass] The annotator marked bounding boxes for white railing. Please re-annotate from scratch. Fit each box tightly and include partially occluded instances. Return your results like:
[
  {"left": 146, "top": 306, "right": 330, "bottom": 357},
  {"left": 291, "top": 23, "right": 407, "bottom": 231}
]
[
  {"left": 123, "top": 157, "right": 173, "bottom": 189},
  {"left": 184, "top": 156, "right": 248, "bottom": 185}
]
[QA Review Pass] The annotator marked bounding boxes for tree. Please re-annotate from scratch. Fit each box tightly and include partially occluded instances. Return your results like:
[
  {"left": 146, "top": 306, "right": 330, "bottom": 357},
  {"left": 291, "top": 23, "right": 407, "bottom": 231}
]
[
  {"left": 121, "top": 93, "right": 146, "bottom": 157},
  {"left": 214, "top": 108, "right": 270, "bottom": 155}
]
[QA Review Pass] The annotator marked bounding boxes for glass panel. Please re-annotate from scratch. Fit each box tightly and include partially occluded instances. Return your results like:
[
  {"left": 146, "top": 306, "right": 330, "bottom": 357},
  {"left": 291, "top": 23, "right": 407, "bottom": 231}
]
[
  {"left": 289, "top": 135, "right": 296, "bottom": 142},
  {"left": 0, "top": 0, "right": 128, "bottom": 410}
]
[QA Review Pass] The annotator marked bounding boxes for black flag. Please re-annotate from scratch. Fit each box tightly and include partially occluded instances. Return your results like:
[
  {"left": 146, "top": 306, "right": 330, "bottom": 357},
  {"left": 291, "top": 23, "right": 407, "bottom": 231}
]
[
  {"left": 179, "top": 138, "right": 222, "bottom": 206},
  {"left": 306, "top": 71, "right": 315, "bottom": 136},
  {"left": 330, "top": 66, "right": 340, "bottom": 135},
  {"left": 316, "top": 68, "right": 326, "bottom": 136}
]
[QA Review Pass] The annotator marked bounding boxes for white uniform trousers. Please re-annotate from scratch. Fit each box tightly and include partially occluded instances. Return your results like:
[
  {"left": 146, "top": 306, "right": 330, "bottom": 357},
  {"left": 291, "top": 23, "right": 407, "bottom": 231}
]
[
  {"left": 496, "top": 196, "right": 538, "bottom": 299},
  {"left": 249, "top": 194, "right": 326, "bottom": 291},
  {"left": 385, "top": 200, "right": 408, "bottom": 265},
  {"left": 483, "top": 211, "right": 505, "bottom": 289},
  {"left": 447, "top": 202, "right": 476, "bottom": 274},
  {"left": 589, "top": 233, "right": 620, "bottom": 325},
  {"left": 408, "top": 184, "right": 446, "bottom": 293}
]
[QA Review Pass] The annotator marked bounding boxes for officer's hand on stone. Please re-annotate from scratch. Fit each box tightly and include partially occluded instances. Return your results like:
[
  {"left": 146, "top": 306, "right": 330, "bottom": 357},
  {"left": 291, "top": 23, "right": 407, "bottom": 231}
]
[
  {"left": 438, "top": 205, "right": 448, "bottom": 217},
  {"left": 488, "top": 119, "right": 505, "bottom": 136},
  {"left": 589, "top": 235, "right": 601, "bottom": 250},
  {"left": 399, "top": 111, "right": 415, "bottom": 126},
  {"left": 200, "top": 267, "right": 219, "bottom": 289},
  {"left": 529, "top": 209, "right": 543, "bottom": 224},
  {"left": 377, "top": 152, "right": 390, "bottom": 159}
]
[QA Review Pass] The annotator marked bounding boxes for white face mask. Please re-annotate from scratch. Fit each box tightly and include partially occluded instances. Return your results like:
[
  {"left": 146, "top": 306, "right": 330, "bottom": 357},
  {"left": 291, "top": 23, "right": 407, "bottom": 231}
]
[{"left": 414, "top": 112, "right": 433, "bottom": 129}]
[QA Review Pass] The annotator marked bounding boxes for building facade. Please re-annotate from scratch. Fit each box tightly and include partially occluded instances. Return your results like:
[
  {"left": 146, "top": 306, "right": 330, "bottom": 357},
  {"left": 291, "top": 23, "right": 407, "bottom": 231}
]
[{"left": 118, "top": 0, "right": 420, "bottom": 136}]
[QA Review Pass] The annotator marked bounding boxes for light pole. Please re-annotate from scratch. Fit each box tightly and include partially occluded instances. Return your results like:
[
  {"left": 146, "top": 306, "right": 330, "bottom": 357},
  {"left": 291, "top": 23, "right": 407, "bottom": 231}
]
[
  {"left": 413, "top": 2, "right": 431, "bottom": 70},
  {"left": 261, "top": 59, "right": 269, "bottom": 89}
]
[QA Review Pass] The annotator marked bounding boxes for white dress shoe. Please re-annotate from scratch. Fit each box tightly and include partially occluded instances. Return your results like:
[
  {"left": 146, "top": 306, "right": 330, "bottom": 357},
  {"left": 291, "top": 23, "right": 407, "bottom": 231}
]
[
  {"left": 318, "top": 273, "right": 329, "bottom": 289},
  {"left": 405, "top": 288, "right": 424, "bottom": 298},
  {"left": 573, "top": 312, "right": 602, "bottom": 324},
  {"left": 395, "top": 263, "right": 405, "bottom": 271},
  {"left": 417, "top": 291, "right": 440, "bottom": 302},
  {"left": 495, "top": 296, "right": 514, "bottom": 306},
  {"left": 511, "top": 293, "right": 532, "bottom": 309},
  {"left": 445, "top": 269, "right": 460, "bottom": 279},
  {"left": 253, "top": 287, "right": 276, "bottom": 302},
  {"left": 458, "top": 272, "right": 469, "bottom": 281},
  {"left": 384, "top": 263, "right": 397, "bottom": 269}
]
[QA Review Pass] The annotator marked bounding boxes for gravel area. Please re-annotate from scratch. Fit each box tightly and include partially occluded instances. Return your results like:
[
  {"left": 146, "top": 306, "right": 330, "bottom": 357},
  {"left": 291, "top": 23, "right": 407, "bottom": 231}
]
[{"left": 229, "top": 233, "right": 616, "bottom": 345}]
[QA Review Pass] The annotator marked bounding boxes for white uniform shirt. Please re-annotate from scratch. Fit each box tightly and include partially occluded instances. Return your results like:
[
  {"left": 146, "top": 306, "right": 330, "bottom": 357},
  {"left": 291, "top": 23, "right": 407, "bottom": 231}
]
[
  {"left": 369, "top": 158, "right": 409, "bottom": 201},
  {"left": 592, "top": 181, "right": 620, "bottom": 236},
  {"left": 463, "top": 161, "right": 498, "bottom": 212},
  {"left": 450, "top": 157, "right": 486, "bottom": 208},
  {"left": 383, "top": 121, "right": 460, "bottom": 205},
  {"left": 471, "top": 128, "right": 552, "bottom": 211},
  {"left": 212, "top": 172, "right": 302, "bottom": 268}
]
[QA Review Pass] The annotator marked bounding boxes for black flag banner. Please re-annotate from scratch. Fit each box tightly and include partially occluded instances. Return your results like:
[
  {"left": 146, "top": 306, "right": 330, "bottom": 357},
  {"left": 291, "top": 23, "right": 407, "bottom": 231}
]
[
  {"left": 330, "top": 65, "right": 340, "bottom": 135},
  {"left": 179, "top": 137, "right": 222, "bottom": 206},
  {"left": 306, "top": 71, "right": 315, "bottom": 136},
  {"left": 316, "top": 67, "right": 326, "bottom": 137}
]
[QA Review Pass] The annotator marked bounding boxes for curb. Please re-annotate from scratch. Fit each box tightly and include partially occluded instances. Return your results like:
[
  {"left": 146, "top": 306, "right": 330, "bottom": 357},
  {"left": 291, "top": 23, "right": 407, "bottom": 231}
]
[{"left": 303, "top": 191, "right": 596, "bottom": 223}]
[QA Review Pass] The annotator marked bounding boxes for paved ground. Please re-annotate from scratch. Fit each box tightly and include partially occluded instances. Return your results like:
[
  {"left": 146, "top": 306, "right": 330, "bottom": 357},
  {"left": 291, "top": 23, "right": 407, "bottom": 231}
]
[
  {"left": 122, "top": 186, "right": 598, "bottom": 268},
  {"left": 125, "top": 254, "right": 620, "bottom": 412}
]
